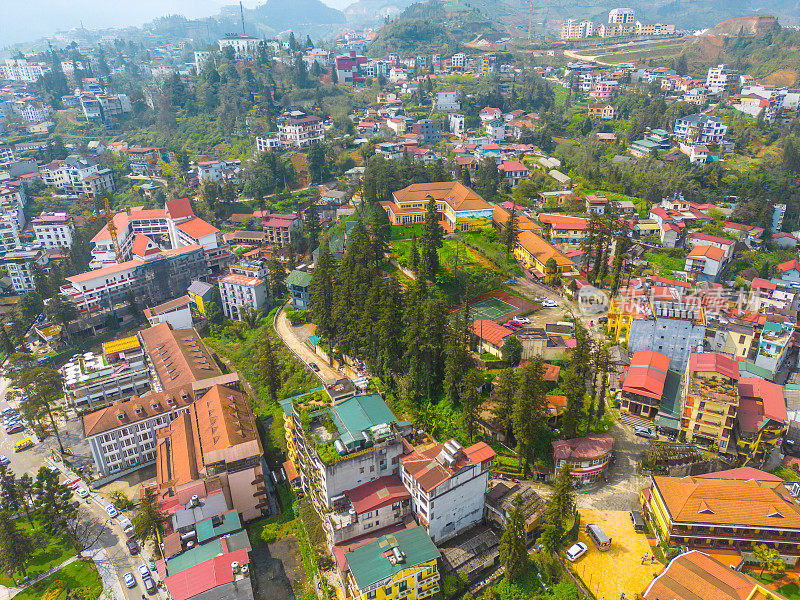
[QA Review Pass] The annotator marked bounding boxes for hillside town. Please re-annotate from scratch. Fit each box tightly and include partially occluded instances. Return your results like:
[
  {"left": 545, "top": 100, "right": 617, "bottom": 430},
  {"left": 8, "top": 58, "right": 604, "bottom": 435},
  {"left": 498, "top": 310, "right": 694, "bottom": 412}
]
[{"left": 3, "top": 2, "right": 800, "bottom": 600}]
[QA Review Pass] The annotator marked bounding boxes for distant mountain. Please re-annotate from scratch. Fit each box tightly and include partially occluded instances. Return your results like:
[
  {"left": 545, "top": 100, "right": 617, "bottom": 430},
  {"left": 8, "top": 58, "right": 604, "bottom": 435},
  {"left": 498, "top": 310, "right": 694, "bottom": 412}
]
[
  {"left": 248, "top": 0, "right": 346, "bottom": 32},
  {"left": 343, "top": 0, "right": 417, "bottom": 25}
]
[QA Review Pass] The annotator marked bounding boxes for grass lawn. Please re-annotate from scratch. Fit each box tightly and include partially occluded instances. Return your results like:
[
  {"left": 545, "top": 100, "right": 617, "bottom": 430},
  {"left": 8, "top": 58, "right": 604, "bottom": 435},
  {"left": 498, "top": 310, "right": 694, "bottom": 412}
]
[
  {"left": 0, "top": 519, "right": 76, "bottom": 587},
  {"left": 645, "top": 251, "right": 686, "bottom": 275},
  {"left": 778, "top": 582, "right": 800, "bottom": 599},
  {"left": 247, "top": 483, "right": 298, "bottom": 545},
  {"left": 15, "top": 558, "right": 101, "bottom": 600},
  {"left": 553, "top": 84, "right": 569, "bottom": 107},
  {"left": 771, "top": 465, "right": 800, "bottom": 482},
  {"left": 390, "top": 223, "right": 425, "bottom": 241}
]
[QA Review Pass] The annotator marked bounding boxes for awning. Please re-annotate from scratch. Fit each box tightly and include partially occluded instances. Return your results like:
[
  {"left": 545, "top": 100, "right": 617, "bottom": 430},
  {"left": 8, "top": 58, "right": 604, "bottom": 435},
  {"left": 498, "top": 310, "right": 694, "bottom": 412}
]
[{"left": 283, "top": 460, "right": 299, "bottom": 482}]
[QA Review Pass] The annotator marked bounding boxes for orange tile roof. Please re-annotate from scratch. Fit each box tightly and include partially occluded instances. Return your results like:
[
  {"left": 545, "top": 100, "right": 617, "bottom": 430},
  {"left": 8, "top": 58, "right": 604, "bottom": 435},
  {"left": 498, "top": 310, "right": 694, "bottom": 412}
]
[
  {"left": 469, "top": 320, "right": 513, "bottom": 347},
  {"left": 516, "top": 230, "right": 574, "bottom": 268},
  {"left": 219, "top": 274, "right": 263, "bottom": 287},
  {"left": 176, "top": 218, "right": 219, "bottom": 239},
  {"left": 83, "top": 385, "right": 195, "bottom": 437},
  {"left": 138, "top": 323, "right": 222, "bottom": 388},
  {"left": 402, "top": 440, "right": 495, "bottom": 493},
  {"left": 651, "top": 475, "right": 800, "bottom": 529},
  {"left": 193, "top": 385, "right": 260, "bottom": 456},
  {"left": 156, "top": 410, "right": 203, "bottom": 491},
  {"left": 643, "top": 550, "right": 787, "bottom": 600},
  {"left": 492, "top": 205, "right": 541, "bottom": 232},
  {"left": 687, "top": 244, "right": 725, "bottom": 262},
  {"left": 392, "top": 181, "right": 491, "bottom": 212}
]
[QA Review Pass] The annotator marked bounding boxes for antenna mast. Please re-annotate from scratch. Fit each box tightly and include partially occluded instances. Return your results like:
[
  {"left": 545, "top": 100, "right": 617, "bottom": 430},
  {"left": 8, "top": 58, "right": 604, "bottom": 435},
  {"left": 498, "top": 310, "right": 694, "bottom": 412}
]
[{"left": 240, "top": 1, "right": 246, "bottom": 35}]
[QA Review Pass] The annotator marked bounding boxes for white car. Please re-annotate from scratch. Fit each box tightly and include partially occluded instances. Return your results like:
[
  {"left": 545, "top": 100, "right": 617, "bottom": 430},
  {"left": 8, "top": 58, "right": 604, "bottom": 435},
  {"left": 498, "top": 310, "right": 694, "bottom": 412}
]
[
  {"left": 542, "top": 299, "right": 558, "bottom": 307},
  {"left": 123, "top": 572, "right": 135, "bottom": 588},
  {"left": 105, "top": 505, "right": 119, "bottom": 518},
  {"left": 512, "top": 316, "right": 530, "bottom": 324},
  {"left": 565, "top": 542, "right": 588, "bottom": 562},
  {"left": 75, "top": 488, "right": 89, "bottom": 499},
  {"left": 0, "top": 456, "right": 8, "bottom": 465},
  {"left": 138, "top": 564, "right": 151, "bottom": 579}
]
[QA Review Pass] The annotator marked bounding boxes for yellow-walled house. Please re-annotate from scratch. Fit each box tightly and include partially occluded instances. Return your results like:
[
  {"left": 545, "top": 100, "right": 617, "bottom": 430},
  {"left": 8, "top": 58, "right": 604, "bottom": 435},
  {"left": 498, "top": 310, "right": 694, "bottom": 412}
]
[
  {"left": 513, "top": 230, "right": 576, "bottom": 278},
  {"left": 187, "top": 280, "right": 214, "bottom": 315},
  {"left": 343, "top": 527, "right": 440, "bottom": 600}
]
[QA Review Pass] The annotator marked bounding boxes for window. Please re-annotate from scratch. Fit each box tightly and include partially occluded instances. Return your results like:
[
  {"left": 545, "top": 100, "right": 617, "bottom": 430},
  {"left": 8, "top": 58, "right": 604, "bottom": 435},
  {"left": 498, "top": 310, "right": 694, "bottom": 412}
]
[
  {"left": 399, "top": 581, "right": 408, "bottom": 593},
  {"left": 367, "top": 592, "right": 376, "bottom": 600},
  {"left": 360, "top": 467, "right": 364, "bottom": 474}
]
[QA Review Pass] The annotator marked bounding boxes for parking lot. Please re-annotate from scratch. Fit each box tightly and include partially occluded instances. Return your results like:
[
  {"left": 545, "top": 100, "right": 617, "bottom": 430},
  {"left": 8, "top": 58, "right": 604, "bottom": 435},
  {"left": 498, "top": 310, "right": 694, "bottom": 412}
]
[{"left": 571, "top": 510, "right": 660, "bottom": 599}]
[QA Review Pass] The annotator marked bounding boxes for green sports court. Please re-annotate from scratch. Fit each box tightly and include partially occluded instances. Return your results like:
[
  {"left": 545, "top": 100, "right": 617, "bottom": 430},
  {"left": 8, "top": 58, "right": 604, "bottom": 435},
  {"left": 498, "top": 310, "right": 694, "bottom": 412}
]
[{"left": 468, "top": 297, "right": 518, "bottom": 321}]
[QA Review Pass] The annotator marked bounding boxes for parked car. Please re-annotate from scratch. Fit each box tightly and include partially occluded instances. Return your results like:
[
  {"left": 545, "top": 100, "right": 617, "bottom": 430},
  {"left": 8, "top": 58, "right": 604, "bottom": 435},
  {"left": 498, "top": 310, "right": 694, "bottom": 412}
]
[
  {"left": 309, "top": 363, "right": 320, "bottom": 372},
  {"left": 630, "top": 510, "right": 645, "bottom": 533},
  {"left": 75, "top": 488, "right": 89, "bottom": 499},
  {"left": 4, "top": 422, "right": 22, "bottom": 434},
  {"left": 65, "top": 478, "right": 81, "bottom": 490},
  {"left": 123, "top": 572, "right": 135, "bottom": 588},
  {"left": 143, "top": 576, "right": 157, "bottom": 595},
  {"left": 0, "top": 456, "right": 9, "bottom": 465},
  {"left": 105, "top": 504, "right": 119, "bottom": 518},
  {"left": 542, "top": 299, "right": 558, "bottom": 307},
  {"left": 565, "top": 542, "right": 588, "bottom": 562},
  {"left": 512, "top": 316, "right": 530, "bottom": 324},
  {"left": 634, "top": 425, "right": 658, "bottom": 439},
  {"left": 126, "top": 539, "right": 140, "bottom": 554},
  {"left": 138, "top": 564, "right": 151, "bottom": 579}
]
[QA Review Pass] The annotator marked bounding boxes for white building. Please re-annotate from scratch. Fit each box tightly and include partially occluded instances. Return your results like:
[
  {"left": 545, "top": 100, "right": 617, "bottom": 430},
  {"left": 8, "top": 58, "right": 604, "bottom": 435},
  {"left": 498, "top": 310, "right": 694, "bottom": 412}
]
[
  {"left": 451, "top": 53, "right": 466, "bottom": 70},
  {"left": 673, "top": 113, "right": 727, "bottom": 144},
  {"left": 197, "top": 159, "right": 240, "bottom": 182},
  {"left": 303, "top": 49, "right": 332, "bottom": 68},
  {"left": 449, "top": 113, "right": 465, "bottom": 136},
  {"left": 217, "top": 273, "right": 268, "bottom": 320},
  {"left": 0, "top": 217, "right": 21, "bottom": 254},
  {"left": 194, "top": 51, "right": 212, "bottom": 72},
  {"left": 706, "top": 64, "right": 739, "bottom": 95},
  {"left": 608, "top": 7, "right": 635, "bottom": 24},
  {"left": 435, "top": 91, "right": 461, "bottom": 111},
  {"left": 485, "top": 119, "right": 506, "bottom": 141},
  {"left": 144, "top": 295, "right": 193, "bottom": 330},
  {"left": 83, "top": 386, "right": 195, "bottom": 475},
  {"left": 39, "top": 155, "right": 115, "bottom": 197},
  {"left": 12, "top": 100, "right": 50, "bottom": 123},
  {"left": 401, "top": 440, "right": 495, "bottom": 542},
  {"left": 2, "top": 248, "right": 48, "bottom": 293},
  {"left": 278, "top": 115, "right": 324, "bottom": 148},
  {"left": 218, "top": 35, "right": 260, "bottom": 58},
  {"left": 62, "top": 336, "right": 151, "bottom": 409},
  {"left": 32, "top": 212, "right": 74, "bottom": 249},
  {"left": 256, "top": 134, "right": 281, "bottom": 152},
  {"left": 0, "top": 59, "right": 48, "bottom": 82}
]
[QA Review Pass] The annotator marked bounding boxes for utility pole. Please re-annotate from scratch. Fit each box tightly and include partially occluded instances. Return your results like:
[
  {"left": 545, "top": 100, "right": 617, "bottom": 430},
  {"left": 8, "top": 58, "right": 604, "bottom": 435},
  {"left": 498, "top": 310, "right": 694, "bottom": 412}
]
[{"left": 240, "top": 1, "right": 246, "bottom": 35}]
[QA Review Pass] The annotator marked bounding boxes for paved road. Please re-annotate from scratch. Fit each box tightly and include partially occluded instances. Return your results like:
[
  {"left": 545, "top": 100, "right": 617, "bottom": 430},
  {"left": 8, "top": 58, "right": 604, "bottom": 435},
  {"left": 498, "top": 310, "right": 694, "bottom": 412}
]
[
  {"left": 0, "top": 380, "right": 162, "bottom": 600},
  {"left": 274, "top": 306, "right": 341, "bottom": 382}
]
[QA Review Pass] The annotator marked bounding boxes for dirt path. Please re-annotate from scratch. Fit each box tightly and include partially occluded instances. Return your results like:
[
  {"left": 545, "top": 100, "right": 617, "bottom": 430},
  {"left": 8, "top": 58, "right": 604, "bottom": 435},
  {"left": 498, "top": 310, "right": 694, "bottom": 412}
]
[{"left": 274, "top": 306, "right": 341, "bottom": 382}]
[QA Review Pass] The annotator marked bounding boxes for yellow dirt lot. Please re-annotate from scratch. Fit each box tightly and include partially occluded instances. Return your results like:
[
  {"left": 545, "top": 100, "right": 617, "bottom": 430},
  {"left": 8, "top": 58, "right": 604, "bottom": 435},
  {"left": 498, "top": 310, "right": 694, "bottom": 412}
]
[{"left": 571, "top": 510, "right": 662, "bottom": 599}]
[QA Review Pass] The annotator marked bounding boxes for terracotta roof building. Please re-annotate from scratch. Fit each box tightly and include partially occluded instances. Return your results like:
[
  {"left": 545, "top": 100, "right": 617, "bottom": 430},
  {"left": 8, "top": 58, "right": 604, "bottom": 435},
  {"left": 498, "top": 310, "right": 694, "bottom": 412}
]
[
  {"left": 513, "top": 230, "right": 575, "bottom": 278},
  {"left": 551, "top": 434, "right": 614, "bottom": 485},
  {"left": 139, "top": 323, "right": 223, "bottom": 391},
  {"left": 620, "top": 350, "right": 670, "bottom": 420},
  {"left": 643, "top": 550, "right": 790, "bottom": 600},
  {"left": 643, "top": 472, "right": 800, "bottom": 564},
  {"left": 469, "top": 320, "right": 514, "bottom": 359},
  {"left": 736, "top": 377, "right": 787, "bottom": 463}
]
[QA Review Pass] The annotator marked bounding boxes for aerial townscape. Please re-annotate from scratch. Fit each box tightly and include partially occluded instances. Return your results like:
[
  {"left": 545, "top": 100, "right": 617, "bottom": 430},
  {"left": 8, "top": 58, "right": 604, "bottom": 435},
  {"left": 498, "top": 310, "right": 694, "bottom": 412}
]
[{"left": 7, "top": 1, "right": 800, "bottom": 600}]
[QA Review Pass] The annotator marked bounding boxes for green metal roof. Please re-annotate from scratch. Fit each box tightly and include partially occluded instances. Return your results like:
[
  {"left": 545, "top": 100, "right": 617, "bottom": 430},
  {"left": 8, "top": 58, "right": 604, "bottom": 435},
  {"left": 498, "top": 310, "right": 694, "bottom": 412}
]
[
  {"left": 331, "top": 394, "right": 399, "bottom": 442},
  {"left": 286, "top": 270, "right": 313, "bottom": 288},
  {"left": 346, "top": 527, "right": 440, "bottom": 590},
  {"left": 658, "top": 369, "right": 683, "bottom": 417},
  {"left": 166, "top": 538, "right": 224, "bottom": 575},
  {"left": 195, "top": 510, "right": 242, "bottom": 544},
  {"left": 738, "top": 360, "right": 773, "bottom": 380},
  {"left": 279, "top": 398, "right": 294, "bottom": 416}
]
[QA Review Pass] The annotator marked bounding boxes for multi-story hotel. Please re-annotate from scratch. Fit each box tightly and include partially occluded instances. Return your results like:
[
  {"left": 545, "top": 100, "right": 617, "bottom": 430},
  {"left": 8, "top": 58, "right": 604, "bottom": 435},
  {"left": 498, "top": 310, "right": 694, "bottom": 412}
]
[
  {"left": 680, "top": 352, "right": 739, "bottom": 455},
  {"left": 217, "top": 273, "right": 268, "bottom": 320},
  {"left": 278, "top": 115, "right": 324, "bottom": 148},
  {"left": 643, "top": 469, "right": 800, "bottom": 564},
  {"left": 379, "top": 182, "right": 493, "bottom": 233},
  {"left": 31, "top": 212, "right": 74, "bottom": 249}
]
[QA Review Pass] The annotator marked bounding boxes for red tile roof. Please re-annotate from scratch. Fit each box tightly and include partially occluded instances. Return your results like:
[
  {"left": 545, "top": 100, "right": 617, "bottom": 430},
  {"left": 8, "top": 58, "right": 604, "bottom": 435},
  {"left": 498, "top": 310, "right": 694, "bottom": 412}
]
[
  {"left": 696, "top": 467, "right": 782, "bottom": 482},
  {"left": 751, "top": 277, "right": 777, "bottom": 291},
  {"left": 622, "top": 351, "right": 670, "bottom": 401},
  {"left": 344, "top": 475, "right": 410, "bottom": 514},
  {"left": 163, "top": 547, "right": 250, "bottom": 600},
  {"left": 738, "top": 377, "right": 787, "bottom": 425},
  {"left": 498, "top": 160, "right": 529, "bottom": 173},
  {"left": 778, "top": 259, "right": 800, "bottom": 273},
  {"left": 176, "top": 218, "right": 219, "bottom": 239},
  {"left": 165, "top": 197, "right": 194, "bottom": 220},
  {"left": 469, "top": 320, "right": 513, "bottom": 347},
  {"left": 552, "top": 434, "right": 614, "bottom": 461},
  {"left": 219, "top": 274, "right": 263, "bottom": 287},
  {"left": 402, "top": 440, "right": 495, "bottom": 493},
  {"left": 689, "top": 352, "right": 739, "bottom": 380}
]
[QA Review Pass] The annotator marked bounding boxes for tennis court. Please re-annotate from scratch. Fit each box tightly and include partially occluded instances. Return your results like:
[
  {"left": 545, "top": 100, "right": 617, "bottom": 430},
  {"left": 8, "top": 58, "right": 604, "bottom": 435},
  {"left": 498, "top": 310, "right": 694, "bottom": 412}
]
[{"left": 469, "top": 297, "right": 517, "bottom": 321}]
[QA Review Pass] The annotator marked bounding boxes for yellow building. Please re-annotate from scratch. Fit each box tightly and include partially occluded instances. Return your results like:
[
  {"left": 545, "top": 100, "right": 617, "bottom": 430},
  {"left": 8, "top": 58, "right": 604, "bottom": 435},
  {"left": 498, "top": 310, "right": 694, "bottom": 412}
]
[
  {"left": 587, "top": 103, "right": 617, "bottom": 120},
  {"left": 513, "top": 230, "right": 575, "bottom": 278},
  {"left": 344, "top": 527, "right": 440, "bottom": 600},
  {"left": 736, "top": 378, "right": 787, "bottom": 464},
  {"left": 606, "top": 297, "right": 636, "bottom": 345},
  {"left": 187, "top": 280, "right": 214, "bottom": 316},
  {"left": 379, "top": 181, "right": 493, "bottom": 233}
]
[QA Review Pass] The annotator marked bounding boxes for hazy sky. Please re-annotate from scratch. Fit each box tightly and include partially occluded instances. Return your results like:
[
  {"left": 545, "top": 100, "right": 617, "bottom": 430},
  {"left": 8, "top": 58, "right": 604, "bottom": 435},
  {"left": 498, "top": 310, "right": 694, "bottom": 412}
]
[{"left": 1, "top": 0, "right": 352, "bottom": 48}]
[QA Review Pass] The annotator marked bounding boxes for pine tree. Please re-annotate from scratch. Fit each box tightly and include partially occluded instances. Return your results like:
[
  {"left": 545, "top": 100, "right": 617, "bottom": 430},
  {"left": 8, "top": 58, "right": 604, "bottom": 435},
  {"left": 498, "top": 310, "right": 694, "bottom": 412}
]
[
  {"left": 420, "top": 196, "right": 442, "bottom": 281},
  {"left": 258, "top": 330, "right": 281, "bottom": 402},
  {"left": 499, "top": 205, "right": 520, "bottom": 260},
  {"left": 461, "top": 369, "right": 483, "bottom": 442},
  {"left": 331, "top": 65, "right": 338, "bottom": 84},
  {"left": 499, "top": 495, "right": 528, "bottom": 582},
  {"left": 310, "top": 246, "right": 336, "bottom": 337},
  {"left": 369, "top": 203, "right": 391, "bottom": 261},
  {"left": 376, "top": 277, "right": 404, "bottom": 377},
  {"left": 306, "top": 202, "right": 320, "bottom": 251},
  {"left": 513, "top": 358, "right": 548, "bottom": 471},
  {"left": 561, "top": 367, "right": 584, "bottom": 439},
  {"left": 493, "top": 368, "right": 517, "bottom": 441},
  {"left": 0, "top": 512, "right": 32, "bottom": 580},
  {"left": 543, "top": 463, "right": 576, "bottom": 544},
  {"left": 0, "top": 328, "right": 14, "bottom": 358}
]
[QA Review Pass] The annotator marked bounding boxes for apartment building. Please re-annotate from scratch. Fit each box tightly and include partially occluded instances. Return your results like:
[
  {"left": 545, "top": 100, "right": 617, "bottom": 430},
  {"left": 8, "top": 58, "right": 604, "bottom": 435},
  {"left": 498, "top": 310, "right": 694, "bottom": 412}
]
[
  {"left": 138, "top": 322, "right": 223, "bottom": 391},
  {"left": 755, "top": 320, "right": 795, "bottom": 378},
  {"left": 156, "top": 383, "right": 270, "bottom": 522},
  {"left": 283, "top": 393, "right": 411, "bottom": 513},
  {"left": 126, "top": 146, "right": 165, "bottom": 176},
  {"left": 684, "top": 244, "right": 726, "bottom": 282},
  {"left": 673, "top": 113, "right": 728, "bottom": 144},
  {"left": 0, "top": 217, "right": 21, "bottom": 254},
  {"left": 342, "top": 527, "right": 440, "bottom": 600},
  {"left": 401, "top": 439, "right": 494, "bottom": 542},
  {"left": 83, "top": 384, "right": 194, "bottom": 475},
  {"left": 635, "top": 22, "right": 675, "bottom": 36},
  {"left": 643, "top": 470, "right": 800, "bottom": 564},
  {"left": 255, "top": 133, "right": 281, "bottom": 152},
  {"left": 39, "top": 155, "right": 114, "bottom": 197},
  {"left": 608, "top": 7, "right": 635, "bottom": 24},
  {"left": 88, "top": 197, "right": 227, "bottom": 272},
  {"left": 257, "top": 212, "right": 301, "bottom": 247},
  {"left": 435, "top": 91, "right": 460, "bottom": 111},
  {"left": 11, "top": 99, "right": 51, "bottom": 123},
  {"left": 61, "top": 244, "right": 208, "bottom": 314},
  {"left": 79, "top": 92, "right": 132, "bottom": 122},
  {"left": 411, "top": 120, "right": 441, "bottom": 144},
  {"left": 706, "top": 64, "right": 740, "bottom": 95},
  {"left": 63, "top": 335, "right": 150, "bottom": 409},
  {"left": 325, "top": 475, "right": 411, "bottom": 547},
  {"left": 217, "top": 273, "right": 268, "bottom": 320},
  {"left": 218, "top": 35, "right": 260, "bottom": 57},
  {"left": 278, "top": 115, "right": 324, "bottom": 147},
  {"left": 736, "top": 378, "right": 787, "bottom": 463},
  {"left": 197, "top": 159, "right": 240, "bottom": 182},
  {"left": 32, "top": 212, "right": 74, "bottom": 249},
  {"left": 0, "top": 59, "right": 48, "bottom": 81},
  {"left": 286, "top": 269, "right": 313, "bottom": 309},
  {"left": 335, "top": 51, "right": 369, "bottom": 85},
  {"left": 144, "top": 296, "right": 193, "bottom": 330},
  {"left": 379, "top": 181, "right": 493, "bottom": 232},
  {"left": 3, "top": 248, "right": 47, "bottom": 293},
  {"left": 560, "top": 19, "right": 594, "bottom": 40},
  {"left": 680, "top": 352, "right": 739, "bottom": 455}
]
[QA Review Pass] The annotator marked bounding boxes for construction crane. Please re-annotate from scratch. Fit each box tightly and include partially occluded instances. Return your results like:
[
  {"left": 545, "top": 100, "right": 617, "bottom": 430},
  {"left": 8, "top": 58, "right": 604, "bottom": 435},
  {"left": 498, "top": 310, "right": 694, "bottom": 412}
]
[
  {"left": 104, "top": 197, "right": 124, "bottom": 263},
  {"left": 525, "top": 0, "right": 548, "bottom": 40}
]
